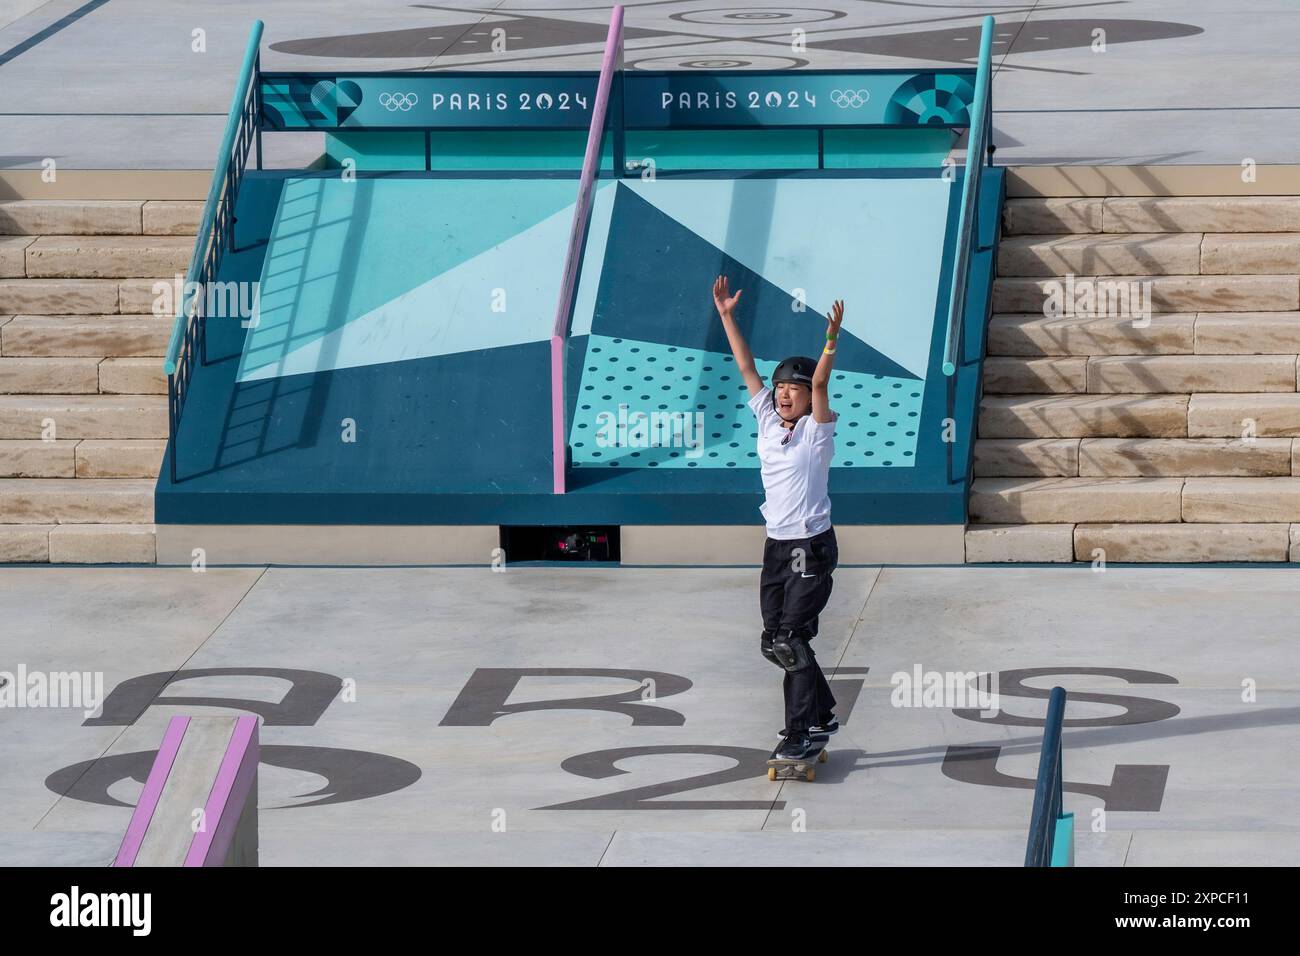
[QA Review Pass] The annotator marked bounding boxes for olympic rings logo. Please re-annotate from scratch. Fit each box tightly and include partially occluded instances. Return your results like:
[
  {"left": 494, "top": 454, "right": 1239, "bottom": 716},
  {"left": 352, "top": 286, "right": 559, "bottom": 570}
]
[
  {"left": 830, "top": 89, "right": 870, "bottom": 109},
  {"left": 379, "top": 92, "right": 418, "bottom": 112}
]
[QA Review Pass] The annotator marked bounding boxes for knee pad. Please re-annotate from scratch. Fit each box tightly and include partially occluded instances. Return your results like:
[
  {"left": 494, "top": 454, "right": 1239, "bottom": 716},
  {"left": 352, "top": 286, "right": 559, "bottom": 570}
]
[
  {"left": 771, "top": 627, "right": 814, "bottom": 673},
  {"left": 760, "top": 629, "right": 782, "bottom": 668}
]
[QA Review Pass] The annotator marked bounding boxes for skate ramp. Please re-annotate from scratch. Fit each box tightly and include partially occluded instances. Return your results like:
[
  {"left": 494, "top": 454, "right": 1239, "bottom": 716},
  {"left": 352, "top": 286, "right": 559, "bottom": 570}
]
[
  {"left": 157, "top": 166, "right": 1000, "bottom": 527},
  {"left": 155, "top": 16, "right": 1002, "bottom": 557}
]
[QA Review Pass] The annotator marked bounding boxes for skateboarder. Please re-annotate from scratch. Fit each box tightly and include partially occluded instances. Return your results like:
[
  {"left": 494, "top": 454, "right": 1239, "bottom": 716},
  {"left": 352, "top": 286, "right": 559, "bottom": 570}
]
[{"left": 712, "top": 275, "right": 842, "bottom": 760}]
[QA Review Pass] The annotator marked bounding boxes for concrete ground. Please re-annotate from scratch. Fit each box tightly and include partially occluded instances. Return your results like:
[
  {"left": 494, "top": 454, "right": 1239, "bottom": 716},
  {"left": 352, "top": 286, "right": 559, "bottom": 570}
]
[
  {"left": 0, "top": 0, "right": 1296, "bottom": 168},
  {"left": 1, "top": 563, "right": 1296, "bottom": 866}
]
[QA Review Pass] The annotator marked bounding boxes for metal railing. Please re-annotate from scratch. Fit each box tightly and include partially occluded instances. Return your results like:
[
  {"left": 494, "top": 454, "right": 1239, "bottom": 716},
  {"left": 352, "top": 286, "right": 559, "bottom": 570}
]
[
  {"left": 163, "top": 20, "right": 263, "bottom": 483},
  {"left": 550, "top": 5, "right": 623, "bottom": 495},
  {"left": 941, "top": 15, "right": 996, "bottom": 379},
  {"left": 1025, "top": 686, "right": 1073, "bottom": 867}
]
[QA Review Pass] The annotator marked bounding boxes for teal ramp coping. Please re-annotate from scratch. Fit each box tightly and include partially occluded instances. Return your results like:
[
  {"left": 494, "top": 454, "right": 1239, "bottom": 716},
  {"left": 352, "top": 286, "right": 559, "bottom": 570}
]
[{"left": 113, "top": 715, "right": 259, "bottom": 867}]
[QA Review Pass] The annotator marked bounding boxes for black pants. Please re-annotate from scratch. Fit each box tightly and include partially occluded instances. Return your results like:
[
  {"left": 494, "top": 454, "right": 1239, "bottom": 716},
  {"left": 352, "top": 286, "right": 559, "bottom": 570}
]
[{"left": 760, "top": 527, "right": 838, "bottom": 734}]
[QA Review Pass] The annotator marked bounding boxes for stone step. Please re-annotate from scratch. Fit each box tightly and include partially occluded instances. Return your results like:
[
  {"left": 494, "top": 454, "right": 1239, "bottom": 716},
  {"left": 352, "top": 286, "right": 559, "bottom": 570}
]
[
  {"left": 0, "top": 200, "right": 144, "bottom": 236},
  {"left": 1085, "top": 354, "right": 1296, "bottom": 393},
  {"left": 0, "top": 395, "right": 167, "bottom": 439},
  {"left": 967, "top": 521, "right": 1300, "bottom": 563},
  {"left": 0, "top": 237, "right": 33, "bottom": 277},
  {"left": 1201, "top": 233, "right": 1300, "bottom": 275},
  {"left": 0, "top": 439, "right": 77, "bottom": 477},
  {"left": 0, "top": 438, "right": 165, "bottom": 478},
  {"left": 964, "top": 523, "right": 1075, "bottom": 562},
  {"left": 1003, "top": 197, "right": 1300, "bottom": 236},
  {"left": 973, "top": 438, "right": 1080, "bottom": 477},
  {"left": 1002, "top": 198, "right": 1103, "bottom": 235},
  {"left": 142, "top": 201, "right": 202, "bottom": 237},
  {"left": 985, "top": 355, "right": 1300, "bottom": 395},
  {"left": 969, "top": 476, "right": 1184, "bottom": 523},
  {"left": 1, "top": 315, "right": 170, "bottom": 357},
  {"left": 982, "top": 357, "right": 1086, "bottom": 394},
  {"left": 1000, "top": 234, "right": 1300, "bottom": 279},
  {"left": 1074, "top": 523, "right": 1289, "bottom": 562},
  {"left": 24, "top": 236, "right": 193, "bottom": 279},
  {"left": 985, "top": 395, "right": 1300, "bottom": 439},
  {"left": 0, "top": 279, "right": 122, "bottom": 314},
  {"left": 0, "top": 357, "right": 100, "bottom": 393},
  {"left": 1078, "top": 438, "right": 1293, "bottom": 477},
  {"left": 1187, "top": 393, "right": 1300, "bottom": 437},
  {"left": 987, "top": 313, "right": 1195, "bottom": 356},
  {"left": 48, "top": 523, "right": 156, "bottom": 563},
  {"left": 989, "top": 311, "right": 1300, "bottom": 357},
  {"left": 994, "top": 275, "right": 1299, "bottom": 315},
  {"left": 0, "top": 522, "right": 157, "bottom": 563},
  {"left": 75, "top": 439, "right": 166, "bottom": 478},
  {"left": 0, "top": 279, "right": 176, "bottom": 316},
  {"left": 117, "top": 278, "right": 176, "bottom": 315},
  {"left": 99, "top": 357, "right": 166, "bottom": 394},
  {"left": 976, "top": 437, "right": 1297, "bottom": 478},
  {"left": 0, "top": 524, "right": 53, "bottom": 561},
  {"left": 971, "top": 478, "right": 1300, "bottom": 525},
  {"left": 1182, "top": 477, "right": 1300, "bottom": 522},
  {"left": 1193, "top": 312, "right": 1300, "bottom": 353},
  {"left": 1101, "top": 197, "right": 1300, "bottom": 235},
  {"left": 0, "top": 478, "right": 154, "bottom": 523},
  {"left": 998, "top": 233, "right": 1202, "bottom": 277},
  {"left": 979, "top": 394, "right": 1188, "bottom": 438}
]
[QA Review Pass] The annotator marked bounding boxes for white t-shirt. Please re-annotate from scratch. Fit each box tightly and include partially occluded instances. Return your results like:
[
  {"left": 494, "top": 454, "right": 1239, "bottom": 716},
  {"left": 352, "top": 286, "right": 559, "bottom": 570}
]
[{"left": 748, "top": 386, "right": 836, "bottom": 540}]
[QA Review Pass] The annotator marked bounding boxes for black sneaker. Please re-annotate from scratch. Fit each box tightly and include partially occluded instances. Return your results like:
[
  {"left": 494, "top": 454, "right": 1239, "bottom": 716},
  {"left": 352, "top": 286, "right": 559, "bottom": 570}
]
[
  {"left": 777, "top": 731, "right": 814, "bottom": 759},
  {"left": 808, "top": 716, "right": 839, "bottom": 736}
]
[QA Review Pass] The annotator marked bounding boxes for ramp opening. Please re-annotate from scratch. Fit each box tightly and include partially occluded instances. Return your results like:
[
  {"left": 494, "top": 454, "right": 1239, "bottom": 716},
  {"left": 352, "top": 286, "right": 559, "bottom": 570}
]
[{"left": 501, "top": 525, "right": 620, "bottom": 563}]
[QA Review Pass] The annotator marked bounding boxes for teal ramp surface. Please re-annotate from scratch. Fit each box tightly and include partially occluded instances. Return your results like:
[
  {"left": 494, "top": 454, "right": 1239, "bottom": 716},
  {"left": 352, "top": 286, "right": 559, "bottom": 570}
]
[{"left": 156, "top": 167, "right": 1003, "bottom": 526}]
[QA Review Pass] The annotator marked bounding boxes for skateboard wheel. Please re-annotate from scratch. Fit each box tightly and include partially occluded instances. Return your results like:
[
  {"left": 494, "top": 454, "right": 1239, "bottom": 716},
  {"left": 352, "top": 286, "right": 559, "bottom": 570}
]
[
  {"left": 818, "top": 749, "right": 828, "bottom": 763},
  {"left": 805, "top": 768, "right": 815, "bottom": 782},
  {"left": 767, "top": 767, "right": 777, "bottom": 781}
]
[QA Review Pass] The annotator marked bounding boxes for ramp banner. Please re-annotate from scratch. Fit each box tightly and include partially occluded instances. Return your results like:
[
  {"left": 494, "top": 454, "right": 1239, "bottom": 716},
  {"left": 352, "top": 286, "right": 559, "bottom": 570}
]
[
  {"left": 260, "top": 71, "right": 976, "bottom": 131},
  {"left": 625, "top": 71, "right": 975, "bottom": 128}
]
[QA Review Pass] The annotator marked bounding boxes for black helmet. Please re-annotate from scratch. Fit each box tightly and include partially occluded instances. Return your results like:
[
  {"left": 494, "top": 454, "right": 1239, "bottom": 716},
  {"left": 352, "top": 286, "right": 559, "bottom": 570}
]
[{"left": 771, "top": 355, "right": 817, "bottom": 406}]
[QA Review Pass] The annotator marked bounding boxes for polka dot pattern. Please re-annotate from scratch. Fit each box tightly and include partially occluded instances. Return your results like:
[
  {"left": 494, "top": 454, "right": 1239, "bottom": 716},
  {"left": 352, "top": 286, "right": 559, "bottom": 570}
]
[{"left": 570, "top": 334, "right": 923, "bottom": 468}]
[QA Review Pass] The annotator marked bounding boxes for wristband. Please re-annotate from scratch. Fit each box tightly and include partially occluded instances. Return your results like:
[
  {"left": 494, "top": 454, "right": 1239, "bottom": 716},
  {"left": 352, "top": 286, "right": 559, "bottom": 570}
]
[{"left": 823, "top": 345, "right": 836, "bottom": 355}]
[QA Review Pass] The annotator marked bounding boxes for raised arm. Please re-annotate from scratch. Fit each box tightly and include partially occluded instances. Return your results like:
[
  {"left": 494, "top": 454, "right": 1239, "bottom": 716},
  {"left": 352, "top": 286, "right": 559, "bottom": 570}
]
[
  {"left": 712, "top": 275, "right": 765, "bottom": 398},
  {"left": 811, "top": 299, "right": 843, "bottom": 424}
]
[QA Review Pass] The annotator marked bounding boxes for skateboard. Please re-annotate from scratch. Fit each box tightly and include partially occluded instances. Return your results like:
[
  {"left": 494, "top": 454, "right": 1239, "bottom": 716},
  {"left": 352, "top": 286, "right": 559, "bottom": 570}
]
[{"left": 767, "top": 733, "right": 830, "bottom": 782}]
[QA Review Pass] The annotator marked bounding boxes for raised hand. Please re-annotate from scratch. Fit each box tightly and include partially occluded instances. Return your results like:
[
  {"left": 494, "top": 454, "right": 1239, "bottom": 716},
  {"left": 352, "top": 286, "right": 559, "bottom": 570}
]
[
  {"left": 711, "top": 275, "right": 764, "bottom": 398},
  {"left": 713, "top": 274, "right": 743, "bottom": 319},
  {"left": 826, "top": 299, "right": 844, "bottom": 340},
  {"left": 812, "top": 299, "right": 843, "bottom": 423}
]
